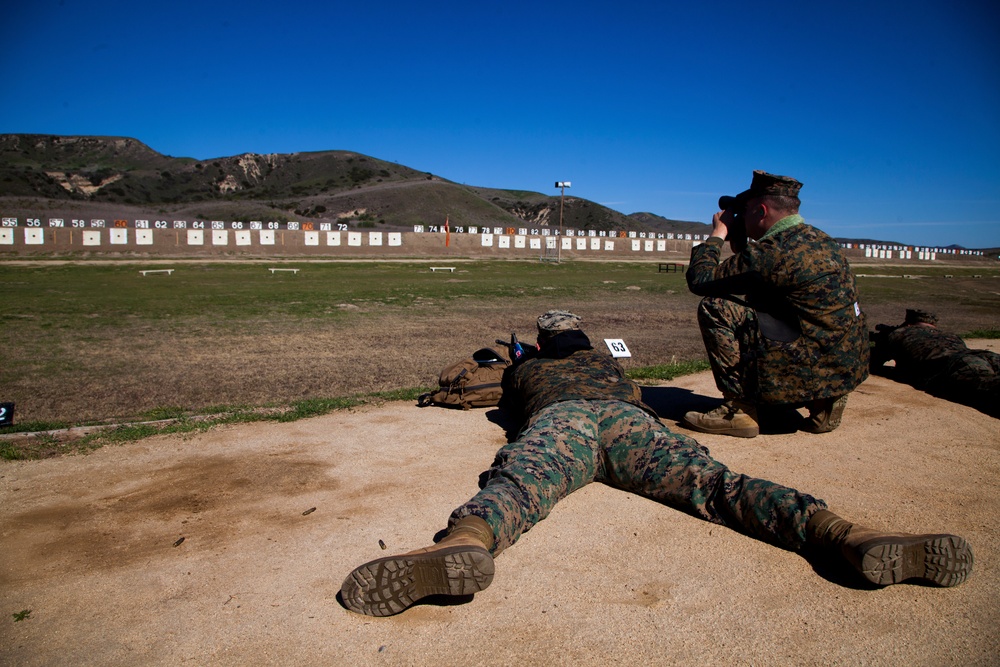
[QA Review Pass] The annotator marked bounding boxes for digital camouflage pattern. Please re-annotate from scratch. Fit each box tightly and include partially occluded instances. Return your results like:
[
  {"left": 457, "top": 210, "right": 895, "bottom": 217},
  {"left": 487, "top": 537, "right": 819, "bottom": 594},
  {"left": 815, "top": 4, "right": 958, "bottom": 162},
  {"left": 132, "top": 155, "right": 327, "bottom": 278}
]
[
  {"left": 695, "top": 295, "right": 762, "bottom": 400},
  {"left": 882, "top": 326, "right": 970, "bottom": 378},
  {"left": 536, "top": 309, "right": 582, "bottom": 332},
  {"left": 449, "top": 398, "right": 826, "bottom": 555},
  {"left": 504, "top": 343, "right": 650, "bottom": 421},
  {"left": 449, "top": 339, "right": 827, "bottom": 554},
  {"left": 728, "top": 169, "right": 804, "bottom": 201},
  {"left": 873, "top": 324, "right": 1000, "bottom": 417},
  {"left": 687, "top": 223, "right": 869, "bottom": 404},
  {"left": 903, "top": 309, "right": 938, "bottom": 326}
]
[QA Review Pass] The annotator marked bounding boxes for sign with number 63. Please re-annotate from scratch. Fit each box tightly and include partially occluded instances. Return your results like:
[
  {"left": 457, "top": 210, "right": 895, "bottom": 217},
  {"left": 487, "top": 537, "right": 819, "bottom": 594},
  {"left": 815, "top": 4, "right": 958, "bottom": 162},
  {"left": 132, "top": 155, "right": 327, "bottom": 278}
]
[{"left": 604, "top": 339, "right": 631, "bottom": 358}]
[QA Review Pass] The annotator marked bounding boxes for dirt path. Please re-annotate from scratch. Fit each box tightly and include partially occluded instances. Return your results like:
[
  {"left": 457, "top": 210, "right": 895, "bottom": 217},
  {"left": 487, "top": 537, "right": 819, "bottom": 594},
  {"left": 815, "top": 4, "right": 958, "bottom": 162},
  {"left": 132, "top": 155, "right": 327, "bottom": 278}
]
[{"left": 2, "top": 354, "right": 998, "bottom": 666}]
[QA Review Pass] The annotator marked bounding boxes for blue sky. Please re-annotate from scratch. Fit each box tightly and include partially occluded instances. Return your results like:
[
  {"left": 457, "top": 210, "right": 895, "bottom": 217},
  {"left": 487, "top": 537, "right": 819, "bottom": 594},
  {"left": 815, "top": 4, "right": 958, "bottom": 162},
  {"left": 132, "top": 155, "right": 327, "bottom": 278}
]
[{"left": 2, "top": 1, "right": 998, "bottom": 248}]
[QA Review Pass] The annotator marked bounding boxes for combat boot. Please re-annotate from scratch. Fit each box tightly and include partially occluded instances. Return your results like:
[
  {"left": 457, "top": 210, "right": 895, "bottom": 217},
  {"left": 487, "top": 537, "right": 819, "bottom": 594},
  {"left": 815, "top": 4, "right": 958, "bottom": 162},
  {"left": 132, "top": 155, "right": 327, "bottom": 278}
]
[
  {"left": 683, "top": 400, "right": 759, "bottom": 438},
  {"left": 803, "top": 394, "right": 848, "bottom": 433},
  {"left": 806, "top": 509, "right": 973, "bottom": 587},
  {"left": 341, "top": 515, "right": 495, "bottom": 617}
]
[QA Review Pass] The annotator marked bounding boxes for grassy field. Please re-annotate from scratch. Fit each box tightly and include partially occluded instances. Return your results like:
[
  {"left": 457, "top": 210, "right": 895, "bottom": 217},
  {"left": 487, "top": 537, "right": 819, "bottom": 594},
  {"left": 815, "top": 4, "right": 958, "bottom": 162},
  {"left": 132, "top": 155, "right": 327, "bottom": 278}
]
[{"left": 2, "top": 259, "right": 999, "bottom": 457}]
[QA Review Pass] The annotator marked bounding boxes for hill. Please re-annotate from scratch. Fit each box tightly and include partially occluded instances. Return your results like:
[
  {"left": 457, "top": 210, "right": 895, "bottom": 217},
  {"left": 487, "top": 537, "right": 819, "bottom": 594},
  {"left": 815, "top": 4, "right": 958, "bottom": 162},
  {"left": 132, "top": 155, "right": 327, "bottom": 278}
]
[
  {"left": 0, "top": 134, "right": 709, "bottom": 236},
  {"left": 628, "top": 211, "right": 712, "bottom": 238},
  {"left": 6, "top": 134, "right": 995, "bottom": 254}
]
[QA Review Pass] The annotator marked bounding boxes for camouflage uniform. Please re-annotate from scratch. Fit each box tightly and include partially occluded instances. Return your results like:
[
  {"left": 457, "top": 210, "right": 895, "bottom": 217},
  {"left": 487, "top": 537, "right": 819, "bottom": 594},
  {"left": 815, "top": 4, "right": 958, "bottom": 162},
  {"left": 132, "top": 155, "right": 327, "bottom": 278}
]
[
  {"left": 449, "top": 332, "right": 827, "bottom": 555},
  {"left": 874, "top": 322, "right": 1000, "bottom": 417},
  {"left": 687, "top": 221, "right": 869, "bottom": 405},
  {"left": 340, "top": 310, "right": 973, "bottom": 618}
]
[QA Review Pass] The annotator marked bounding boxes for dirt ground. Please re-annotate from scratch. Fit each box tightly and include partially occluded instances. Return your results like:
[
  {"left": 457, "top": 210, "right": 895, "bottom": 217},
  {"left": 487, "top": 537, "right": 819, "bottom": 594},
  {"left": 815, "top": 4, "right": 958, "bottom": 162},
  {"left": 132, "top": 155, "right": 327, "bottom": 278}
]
[{"left": 2, "top": 343, "right": 998, "bottom": 666}]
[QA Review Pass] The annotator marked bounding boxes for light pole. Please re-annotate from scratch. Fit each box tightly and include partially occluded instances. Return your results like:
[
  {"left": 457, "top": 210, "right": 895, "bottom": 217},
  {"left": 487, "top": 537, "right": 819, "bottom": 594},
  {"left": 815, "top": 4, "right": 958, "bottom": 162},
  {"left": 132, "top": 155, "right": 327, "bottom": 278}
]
[{"left": 555, "top": 181, "right": 570, "bottom": 262}]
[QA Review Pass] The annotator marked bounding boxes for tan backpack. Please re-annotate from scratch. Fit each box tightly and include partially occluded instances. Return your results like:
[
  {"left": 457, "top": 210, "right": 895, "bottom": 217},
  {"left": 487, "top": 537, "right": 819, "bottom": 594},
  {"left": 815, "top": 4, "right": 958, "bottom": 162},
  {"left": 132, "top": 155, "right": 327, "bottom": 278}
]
[{"left": 418, "top": 348, "right": 510, "bottom": 409}]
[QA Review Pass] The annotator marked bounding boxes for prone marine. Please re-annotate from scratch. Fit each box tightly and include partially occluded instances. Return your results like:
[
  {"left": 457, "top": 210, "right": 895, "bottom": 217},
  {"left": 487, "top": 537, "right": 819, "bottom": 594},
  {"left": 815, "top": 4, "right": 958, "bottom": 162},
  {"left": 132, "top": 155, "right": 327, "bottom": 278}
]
[
  {"left": 340, "top": 310, "right": 973, "bottom": 617},
  {"left": 871, "top": 309, "right": 1000, "bottom": 418}
]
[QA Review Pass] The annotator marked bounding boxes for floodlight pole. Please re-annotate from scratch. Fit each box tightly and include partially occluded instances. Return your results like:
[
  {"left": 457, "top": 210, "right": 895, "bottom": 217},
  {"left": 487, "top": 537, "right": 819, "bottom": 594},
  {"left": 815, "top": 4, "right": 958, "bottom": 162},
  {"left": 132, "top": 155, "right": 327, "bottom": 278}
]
[{"left": 555, "top": 181, "right": 570, "bottom": 262}]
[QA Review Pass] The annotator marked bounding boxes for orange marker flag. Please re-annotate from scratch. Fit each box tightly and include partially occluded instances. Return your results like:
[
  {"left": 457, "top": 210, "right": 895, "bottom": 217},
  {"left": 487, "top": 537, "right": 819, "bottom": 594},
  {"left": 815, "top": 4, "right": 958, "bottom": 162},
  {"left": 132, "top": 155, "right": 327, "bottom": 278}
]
[{"left": 445, "top": 215, "right": 450, "bottom": 247}]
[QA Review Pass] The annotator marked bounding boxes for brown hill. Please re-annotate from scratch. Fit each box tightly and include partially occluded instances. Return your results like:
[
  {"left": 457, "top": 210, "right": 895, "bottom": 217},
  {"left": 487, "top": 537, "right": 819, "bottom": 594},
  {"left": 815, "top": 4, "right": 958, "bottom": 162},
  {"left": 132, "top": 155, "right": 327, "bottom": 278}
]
[{"left": 0, "top": 133, "right": 708, "bottom": 236}]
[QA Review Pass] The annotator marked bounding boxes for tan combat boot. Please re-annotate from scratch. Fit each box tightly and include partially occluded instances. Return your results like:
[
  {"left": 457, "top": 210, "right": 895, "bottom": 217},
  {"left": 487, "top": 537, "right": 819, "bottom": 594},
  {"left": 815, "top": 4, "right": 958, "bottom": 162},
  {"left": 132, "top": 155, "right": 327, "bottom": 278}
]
[
  {"left": 683, "top": 400, "right": 759, "bottom": 438},
  {"left": 341, "top": 515, "right": 495, "bottom": 617},
  {"left": 806, "top": 509, "right": 973, "bottom": 587},
  {"left": 803, "top": 394, "right": 849, "bottom": 433}
]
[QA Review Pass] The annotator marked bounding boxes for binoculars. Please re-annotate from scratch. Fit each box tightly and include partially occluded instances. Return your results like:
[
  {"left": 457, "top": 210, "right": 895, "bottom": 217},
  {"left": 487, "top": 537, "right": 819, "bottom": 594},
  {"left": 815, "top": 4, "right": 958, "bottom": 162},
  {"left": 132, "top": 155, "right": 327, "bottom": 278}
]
[{"left": 719, "top": 195, "right": 749, "bottom": 252}]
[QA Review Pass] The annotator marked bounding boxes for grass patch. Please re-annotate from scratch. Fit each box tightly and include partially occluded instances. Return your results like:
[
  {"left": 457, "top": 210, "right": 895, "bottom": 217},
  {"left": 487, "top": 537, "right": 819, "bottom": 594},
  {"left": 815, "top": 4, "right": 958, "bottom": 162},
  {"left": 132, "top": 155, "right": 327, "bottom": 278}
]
[
  {"left": 140, "top": 406, "right": 190, "bottom": 421},
  {"left": 963, "top": 328, "right": 1000, "bottom": 339},
  {"left": 853, "top": 268, "right": 1000, "bottom": 306},
  {"left": 1, "top": 432, "right": 71, "bottom": 460},
  {"left": 1, "top": 259, "right": 702, "bottom": 429},
  {"left": 0, "top": 442, "right": 28, "bottom": 460},
  {"left": 627, "top": 359, "right": 711, "bottom": 382},
  {"left": 2, "top": 260, "right": 997, "bottom": 456},
  {"left": 0, "top": 387, "right": 435, "bottom": 460},
  {"left": 0, "top": 261, "right": 690, "bottom": 329},
  {"left": 0, "top": 419, "right": 76, "bottom": 435}
]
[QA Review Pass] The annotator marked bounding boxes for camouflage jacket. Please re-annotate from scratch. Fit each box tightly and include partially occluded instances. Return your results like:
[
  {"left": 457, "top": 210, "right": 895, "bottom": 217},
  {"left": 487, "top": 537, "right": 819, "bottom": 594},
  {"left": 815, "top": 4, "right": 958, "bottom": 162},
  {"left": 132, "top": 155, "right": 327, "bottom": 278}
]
[
  {"left": 687, "top": 221, "right": 869, "bottom": 404},
  {"left": 880, "top": 325, "right": 969, "bottom": 387},
  {"left": 501, "top": 330, "right": 654, "bottom": 427}
]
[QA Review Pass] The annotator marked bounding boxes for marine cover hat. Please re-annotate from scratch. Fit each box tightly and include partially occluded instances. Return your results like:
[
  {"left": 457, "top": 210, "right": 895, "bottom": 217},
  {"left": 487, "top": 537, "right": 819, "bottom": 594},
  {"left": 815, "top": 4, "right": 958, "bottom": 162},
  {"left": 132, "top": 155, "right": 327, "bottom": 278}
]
[
  {"left": 904, "top": 309, "right": 938, "bottom": 325},
  {"left": 720, "top": 170, "right": 803, "bottom": 210},
  {"left": 537, "top": 310, "right": 582, "bottom": 332}
]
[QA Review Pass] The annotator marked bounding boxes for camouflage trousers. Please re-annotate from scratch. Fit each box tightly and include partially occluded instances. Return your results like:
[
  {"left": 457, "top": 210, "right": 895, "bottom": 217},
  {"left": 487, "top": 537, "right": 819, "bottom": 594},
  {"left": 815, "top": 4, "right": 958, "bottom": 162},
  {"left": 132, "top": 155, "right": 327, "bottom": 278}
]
[
  {"left": 697, "top": 296, "right": 759, "bottom": 401},
  {"left": 935, "top": 349, "right": 1000, "bottom": 417},
  {"left": 449, "top": 399, "right": 826, "bottom": 555}
]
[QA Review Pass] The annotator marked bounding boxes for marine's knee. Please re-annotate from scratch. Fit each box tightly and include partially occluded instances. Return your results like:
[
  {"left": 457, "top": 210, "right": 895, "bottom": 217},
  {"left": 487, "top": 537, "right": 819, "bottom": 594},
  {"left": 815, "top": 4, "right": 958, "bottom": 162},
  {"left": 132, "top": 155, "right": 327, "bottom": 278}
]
[
  {"left": 697, "top": 296, "right": 747, "bottom": 329},
  {"left": 697, "top": 296, "right": 723, "bottom": 315},
  {"left": 697, "top": 297, "right": 726, "bottom": 328}
]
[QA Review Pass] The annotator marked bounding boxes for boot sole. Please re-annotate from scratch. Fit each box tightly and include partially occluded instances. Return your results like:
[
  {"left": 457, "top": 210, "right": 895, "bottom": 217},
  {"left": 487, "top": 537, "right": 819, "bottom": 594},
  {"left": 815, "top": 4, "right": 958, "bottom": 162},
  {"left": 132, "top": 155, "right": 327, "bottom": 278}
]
[
  {"left": 855, "top": 534, "right": 973, "bottom": 587},
  {"left": 341, "top": 545, "right": 494, "bottom": 617}
]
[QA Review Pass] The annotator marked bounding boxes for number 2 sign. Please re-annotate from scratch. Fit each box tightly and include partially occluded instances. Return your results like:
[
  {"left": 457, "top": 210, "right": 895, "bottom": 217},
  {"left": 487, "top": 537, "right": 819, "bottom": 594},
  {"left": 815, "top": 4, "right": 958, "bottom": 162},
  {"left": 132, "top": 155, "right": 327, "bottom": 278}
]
[{"left": 0, "top": 402, "right": 13, "bottom": 427}]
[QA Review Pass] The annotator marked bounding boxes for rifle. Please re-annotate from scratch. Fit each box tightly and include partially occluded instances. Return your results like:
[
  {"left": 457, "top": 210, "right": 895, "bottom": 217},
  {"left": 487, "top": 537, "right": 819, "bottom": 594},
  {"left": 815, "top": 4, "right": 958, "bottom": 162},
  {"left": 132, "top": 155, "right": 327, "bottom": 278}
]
[{"left": 869, "top": 323, "right": 899, "bottom": 371}]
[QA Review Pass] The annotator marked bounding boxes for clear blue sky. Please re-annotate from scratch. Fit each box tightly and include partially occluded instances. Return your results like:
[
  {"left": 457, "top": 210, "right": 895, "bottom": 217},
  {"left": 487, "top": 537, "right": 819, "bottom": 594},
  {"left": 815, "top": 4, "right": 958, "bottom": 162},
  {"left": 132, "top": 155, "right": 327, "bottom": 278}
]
[{"left": 2, "top": 1, "right": 998, "bottom": 248}]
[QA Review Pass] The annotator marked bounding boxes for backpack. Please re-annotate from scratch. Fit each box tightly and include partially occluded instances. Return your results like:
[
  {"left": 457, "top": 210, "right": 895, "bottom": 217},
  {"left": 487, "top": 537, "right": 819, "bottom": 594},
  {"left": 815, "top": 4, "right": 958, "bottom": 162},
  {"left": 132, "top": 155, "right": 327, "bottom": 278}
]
[{"left": 418, "top": 348, "right": 510, "bottom": 409}]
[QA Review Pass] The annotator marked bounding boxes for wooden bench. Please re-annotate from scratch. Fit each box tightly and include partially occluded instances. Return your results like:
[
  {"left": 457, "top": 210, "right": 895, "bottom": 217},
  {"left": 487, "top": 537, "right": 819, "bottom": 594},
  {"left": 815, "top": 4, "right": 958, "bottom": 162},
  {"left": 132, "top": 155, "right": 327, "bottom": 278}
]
[
  {"left": 658, "top": 263, "right": 682, "bottom": 273},
  {"left": 269, "top": 268, "right": 300, "bottom": 274},
  {"left": 429, "top": 266, "right": 456, "bottom": 273},
  {"left": 139, "top": 269, "right": 174, "bottom": 276}
]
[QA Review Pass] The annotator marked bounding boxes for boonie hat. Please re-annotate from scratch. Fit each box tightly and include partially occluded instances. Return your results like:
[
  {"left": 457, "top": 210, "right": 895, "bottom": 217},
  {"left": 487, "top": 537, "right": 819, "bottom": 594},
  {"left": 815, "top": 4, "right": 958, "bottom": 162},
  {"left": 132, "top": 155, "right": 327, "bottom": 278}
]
[
  {"left": 720, "top": 170, "right": 803, "bottom": 211},
  {"left": 537, "top": 310, "right": 582, "bottom": 332}
]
